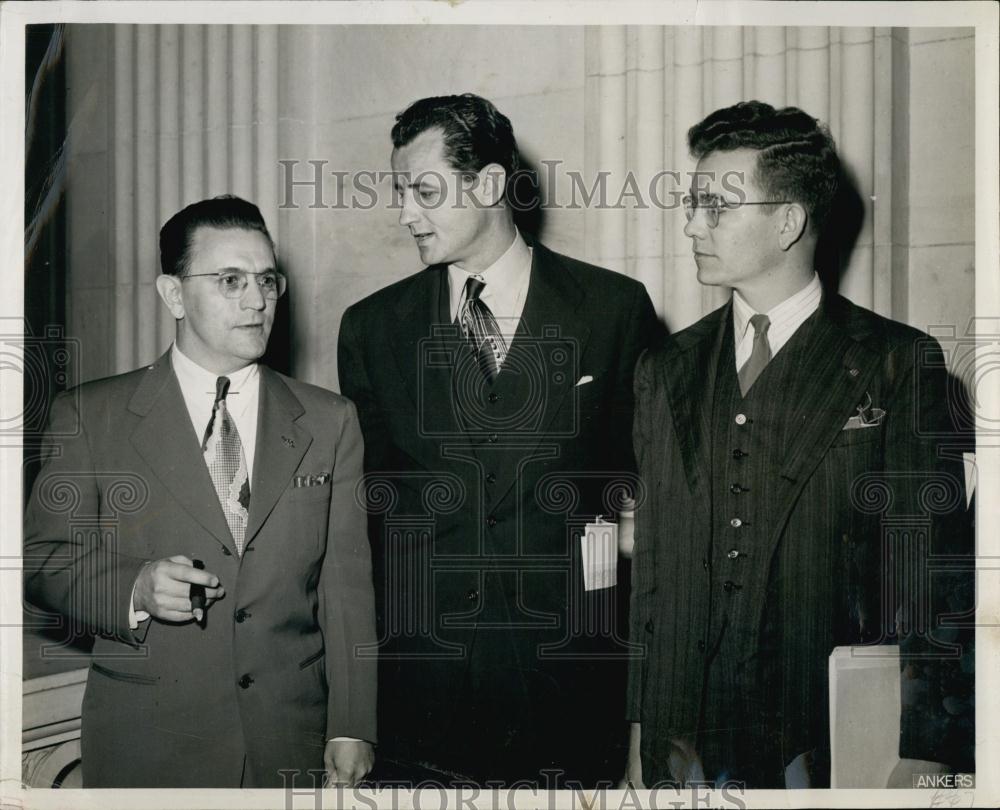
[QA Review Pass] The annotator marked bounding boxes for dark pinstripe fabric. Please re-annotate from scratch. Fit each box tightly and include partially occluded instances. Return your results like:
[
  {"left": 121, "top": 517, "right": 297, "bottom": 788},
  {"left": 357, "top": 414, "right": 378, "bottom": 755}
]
[{"left": 628, "top": 294, "right": 974, "bottom": 787}]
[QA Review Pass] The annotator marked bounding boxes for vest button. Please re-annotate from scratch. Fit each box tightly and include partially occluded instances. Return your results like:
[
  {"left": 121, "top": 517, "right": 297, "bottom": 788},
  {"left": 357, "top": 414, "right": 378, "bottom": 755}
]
[
  {"left": 486, "top": 515, "right": 498, "bottom": 528},
  {"left": 645, "top": 619, "right": 654, "bottom": 633},
  {"left": 723, "top": 580, "right": 742, "bottom": 593},
  {"left": 732, "top": 449, "right": 746, "bottom": 459},
  {"left": 235, "top": 608, "right": 250, "bottom": 623},
  {"left": 238, "top": 674, "right": 254, "bottom": 689},
  {"left": 735, "top": 413, "right": 748, "bottom": 425},
  {"left": 485, "top": 472, "right": 497, "bottom": 484},
  {"left": 730, "top": 483, "right": 744, "bottom": 494},
  {"left": 730, "top": 517, "right": 742, "bottom": 528},
  {"left": 702, "top": 557, "right": 710, "bottom": 571},
  {"left": 697, "top": 640, "right": 706, "bottom": 652},
  {"left": 488, "top": 393, "right": 501, "bottom": 403},
  {"left": 727, "top": 549, "right": 740, "bottom": 560},
  {"left": 466, "top": 589, "right": 480, "bottom": 602},
  {"left": 488, "top": 433, "right": 499, "bottom": 443}
]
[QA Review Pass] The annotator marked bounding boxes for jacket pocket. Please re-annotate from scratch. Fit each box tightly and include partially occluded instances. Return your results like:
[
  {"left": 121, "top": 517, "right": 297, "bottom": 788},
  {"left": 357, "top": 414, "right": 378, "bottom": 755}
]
[
  {"left": 91, "top": 661, "right": 159, "bottom": 685},
  {"left": 298, "top": 647, "right": 325, "bottom": 669}
]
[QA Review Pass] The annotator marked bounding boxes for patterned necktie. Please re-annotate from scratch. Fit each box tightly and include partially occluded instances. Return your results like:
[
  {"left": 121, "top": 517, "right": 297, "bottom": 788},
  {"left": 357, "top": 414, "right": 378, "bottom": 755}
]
[
  {"left": 738, "top": 313, "right": 772, "bottom": 396},
  {"left": 459, "top": 275, "right": 506, "bottom": 383},
  {"left": 202, "top": 376, "right": 250, "bottom": 555}
]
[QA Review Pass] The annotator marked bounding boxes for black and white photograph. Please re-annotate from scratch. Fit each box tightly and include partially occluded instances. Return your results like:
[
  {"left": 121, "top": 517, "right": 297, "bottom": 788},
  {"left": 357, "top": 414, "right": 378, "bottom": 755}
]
[{"left": 2, "top": 1, "right": 997, "bottom": 807}]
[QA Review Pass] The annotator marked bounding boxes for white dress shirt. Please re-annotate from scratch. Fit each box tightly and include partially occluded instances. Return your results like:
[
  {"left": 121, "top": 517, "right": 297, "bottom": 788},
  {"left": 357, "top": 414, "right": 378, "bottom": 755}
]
[
  {"left": 732, "top": 273, "right": 823, "bottom": 370},
  {"left": 129, "top": 344, "right": 260, "bottom": 627},
  {"left": 448, "top": 229, "right": 533, "bottom": 343}
]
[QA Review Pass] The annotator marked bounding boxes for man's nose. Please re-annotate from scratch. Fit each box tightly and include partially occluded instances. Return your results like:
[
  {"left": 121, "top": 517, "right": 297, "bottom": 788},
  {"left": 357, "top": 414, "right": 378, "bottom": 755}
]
[
  {"left": 398, "top": 192, "right": 418, "bottom": 227},
  {"left": 683, "top": 210, "right": 708, "bottom": 240},
  {"left": 241, "top": 276, "right": 267, "bottom": 310}
]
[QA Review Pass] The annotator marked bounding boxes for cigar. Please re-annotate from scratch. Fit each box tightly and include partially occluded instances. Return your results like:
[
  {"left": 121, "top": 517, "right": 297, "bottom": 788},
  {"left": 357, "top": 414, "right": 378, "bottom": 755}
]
[{"left": 190, "top": 558, "right": 207, "bottom": 627}]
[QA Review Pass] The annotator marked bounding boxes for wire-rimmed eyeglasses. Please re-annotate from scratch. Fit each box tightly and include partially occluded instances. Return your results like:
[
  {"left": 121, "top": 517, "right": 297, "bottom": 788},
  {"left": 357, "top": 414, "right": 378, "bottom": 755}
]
[
  {"left": 181, "top": 269, "right": 287, "bottom": 300},
  {"left": 682, "top": 194, "right": 793, "bottom": 229}
]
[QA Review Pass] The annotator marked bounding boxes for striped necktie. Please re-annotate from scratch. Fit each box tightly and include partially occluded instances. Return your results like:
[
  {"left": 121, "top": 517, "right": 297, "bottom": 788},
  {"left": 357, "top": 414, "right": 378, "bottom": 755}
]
[
  {"left": 202, "top": 376, "right": 251, "bottom": 555},
  {"left": 738, "top": 313, "right": 772, "bottom": 396},
  {"left": 459, "top": 275, "right": 506, "bottom": 383}
]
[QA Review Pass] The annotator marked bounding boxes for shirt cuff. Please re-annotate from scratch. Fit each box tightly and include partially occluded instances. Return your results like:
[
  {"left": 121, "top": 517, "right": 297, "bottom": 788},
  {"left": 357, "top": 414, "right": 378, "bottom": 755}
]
[
  {"left": 328, "top": 737, "right": 362, "bottom": 743},
  {"left": 129, "top": 582, "right": 150, "bottom": 630}
]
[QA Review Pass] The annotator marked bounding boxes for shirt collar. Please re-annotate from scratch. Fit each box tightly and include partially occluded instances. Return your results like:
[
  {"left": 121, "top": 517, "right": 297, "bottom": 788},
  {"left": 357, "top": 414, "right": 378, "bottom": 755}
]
[
  {"left": 170, "top": 343, "right": 258, "bottom": 397},
  {"left": 732, "top": 273, "right": 822, "bottom": 339},
  {"left": 448, "top": 229, "right": 532, "bottom": 314}
]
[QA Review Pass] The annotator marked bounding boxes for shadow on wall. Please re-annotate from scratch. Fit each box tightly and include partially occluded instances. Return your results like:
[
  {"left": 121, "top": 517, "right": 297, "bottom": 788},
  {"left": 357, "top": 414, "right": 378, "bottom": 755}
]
[{"left": 816, "top": 165, "right": 865, "bottom": 296}]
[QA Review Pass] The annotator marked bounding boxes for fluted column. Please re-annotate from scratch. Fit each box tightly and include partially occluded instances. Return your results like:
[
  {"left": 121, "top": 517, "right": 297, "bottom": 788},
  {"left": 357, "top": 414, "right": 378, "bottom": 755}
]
[{"left": 106, "top": 24, "right": 281, "bottom": 374}]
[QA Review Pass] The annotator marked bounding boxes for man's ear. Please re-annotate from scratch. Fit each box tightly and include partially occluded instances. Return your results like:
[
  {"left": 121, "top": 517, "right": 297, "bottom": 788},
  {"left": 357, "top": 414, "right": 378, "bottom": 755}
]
[
  {"left": 155, "top": 274, "right": 186, "bottom": 320},
  {"left": 478, "top": 163, "right": 507, "bottom": 207},
  {"left": 777, "top": 202, "right": 808, "bottom": 251}
]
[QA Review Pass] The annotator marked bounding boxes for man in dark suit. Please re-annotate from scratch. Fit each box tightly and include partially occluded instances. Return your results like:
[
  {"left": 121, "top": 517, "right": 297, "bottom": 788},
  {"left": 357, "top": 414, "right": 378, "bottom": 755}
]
[
  {"left": 24, "top": 196, "right": 377, "bottom": 788},
  {"left": 338, "top": 94, "right": 661, "bottom": 785},
  {"left": 625, "top": 101, "right": 974, "bottom": 789}
]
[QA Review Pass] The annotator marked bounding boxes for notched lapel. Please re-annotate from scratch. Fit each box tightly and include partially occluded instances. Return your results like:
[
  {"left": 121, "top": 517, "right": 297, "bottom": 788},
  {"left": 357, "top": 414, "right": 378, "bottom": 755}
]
[
  {"left": 245, "top": 368, "right": 312, "bottom": 546},
  {"left": 128, "top": 354, "right": 234, "bottom": 550},
  {"left": 664, "top": 307, "right": 728, "bottom": 511}
]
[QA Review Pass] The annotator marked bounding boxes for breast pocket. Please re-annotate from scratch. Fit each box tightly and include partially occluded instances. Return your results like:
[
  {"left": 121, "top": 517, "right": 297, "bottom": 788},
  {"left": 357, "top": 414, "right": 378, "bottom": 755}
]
[
  {"left": 288, "top": 480, "right": 333, "bottom": 503},
  {"left": 831, "top": 423, "right": 883, "bottom": 448}
]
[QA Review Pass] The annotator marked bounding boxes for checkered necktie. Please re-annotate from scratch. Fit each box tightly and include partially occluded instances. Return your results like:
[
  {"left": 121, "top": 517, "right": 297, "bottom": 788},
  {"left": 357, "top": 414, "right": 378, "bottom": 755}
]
[
  {"left": 202, "top": 376, "right": 250, "bottom": 555},
  {"left": 738, "top": 313, "right": 772, "bottom": 396},
  {"left": 459, "top": 275, "right": 506, "bottom": 383}
]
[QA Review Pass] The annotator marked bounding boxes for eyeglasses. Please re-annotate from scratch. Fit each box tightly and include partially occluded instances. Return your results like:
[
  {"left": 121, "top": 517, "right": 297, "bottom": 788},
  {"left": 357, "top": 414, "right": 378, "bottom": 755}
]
[
  {"left": 682, "top": 194, "right": 793, "bottom": 229},
  {"left": 181, "top": 269, "right": 287, "bottom": 300}
]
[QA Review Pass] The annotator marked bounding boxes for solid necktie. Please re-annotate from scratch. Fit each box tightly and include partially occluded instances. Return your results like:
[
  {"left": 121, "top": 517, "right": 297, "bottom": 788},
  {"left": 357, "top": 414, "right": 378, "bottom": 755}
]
[
  {"left": 202, "top": 376, "right": 250, "bottom": 555},
  {"left": 738, "top": 313, "right": 772, "bottom": 396},
  {"left": 459, "top": 275, "right": 506, "bottom": 383}
]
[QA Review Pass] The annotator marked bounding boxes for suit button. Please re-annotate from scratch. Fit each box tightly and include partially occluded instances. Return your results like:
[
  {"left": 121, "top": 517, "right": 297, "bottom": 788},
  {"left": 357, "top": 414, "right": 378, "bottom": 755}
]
[
  {"left": 732, "top": 449, "right": 746, "bottom": 459},
  {"left": 735, "top": 413, "right": 747, "bottom": 425},
  {"left": 222, "top": 547, "right": 233, "bottom": 556},
  {"left": 644, "top": 619, "right": 654, "bottom": 633},
  {"left": 702, "top": 557, "right": 710, "bottom": 571},
  {"left": 723, "top": 580, "right": 742, "bottom": 593},
  {"left": 488, "top": 433, "right": 499, "bottom": 443},
  {"left": 727, "top": 549, "right": 740, "bottom": 560},
  {"left": 488, "top": 393, "right": 501, "bottom": 403},
  {"left": 485, "top": 472, "right": 497, "bottom": 485},
  {"left": 697, "top": 640, "right": 706, "bottom": 652},
  {"left": 466, "top": 589, "right": 480, "bottom": 602},
  {"left": 486, "top": 515, "right": 498, "bottom": 528},
  {"left": 238, "top": 674, "right": 254, "bottom": 689},
  {"left": 730, "top": 483, "right": 744, "bottom": 494},
  {"left": 730, "top": 518, "right": 742, "bottom": 528},
  {"left": 235, "top": 608, "right": 250, "bottom": 623}
]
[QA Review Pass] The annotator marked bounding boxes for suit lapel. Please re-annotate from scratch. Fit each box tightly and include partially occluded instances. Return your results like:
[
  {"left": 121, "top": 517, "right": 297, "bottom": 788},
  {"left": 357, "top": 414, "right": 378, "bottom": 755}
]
[
  {"left": 129, "top": 352, "right": 234, "bottom": 551},
  {"left": 663, "top": 305, "right": 729, "bottom": 515},
  {"left": 388, "top": 265, "right": 464, "bottom": 437},
  {"left": 486, "top": 244, "right": 591, "bottom": 507},
  {"left": 244, "top": 367, "right": 312, "bottom": 547},
  {"left": 768, "top": 295, "right": 881, "bottom": 538}
]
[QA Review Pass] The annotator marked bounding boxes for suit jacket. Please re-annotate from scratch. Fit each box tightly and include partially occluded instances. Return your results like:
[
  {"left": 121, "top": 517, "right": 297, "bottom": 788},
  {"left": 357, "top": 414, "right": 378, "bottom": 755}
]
[
  {"left": 23, "top": 353, "right": 377, "bottom": 788},
  {"left": 628, "top": 293, "right": 974, "bottom": 786},
  {"left": 338, "top": 240, "right": 662, "bottom": 780}
]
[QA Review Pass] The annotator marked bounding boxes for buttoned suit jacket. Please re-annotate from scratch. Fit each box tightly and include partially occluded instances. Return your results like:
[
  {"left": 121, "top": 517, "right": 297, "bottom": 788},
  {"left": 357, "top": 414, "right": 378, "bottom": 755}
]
[
  {"left": 24, "top": 353, "right": 377, "bottom": 788},
  {"left": 338, "top": 240, "right": 662, "bottom": 777},
  {"left": 628, "top": 293, "right": 974, "bottom": 785}
]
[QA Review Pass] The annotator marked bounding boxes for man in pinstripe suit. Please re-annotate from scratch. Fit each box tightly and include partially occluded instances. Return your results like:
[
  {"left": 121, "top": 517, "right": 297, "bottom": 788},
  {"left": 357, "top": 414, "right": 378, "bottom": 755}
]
[{"left": 624, "top": 101, "right": 973, "bottom": 788}]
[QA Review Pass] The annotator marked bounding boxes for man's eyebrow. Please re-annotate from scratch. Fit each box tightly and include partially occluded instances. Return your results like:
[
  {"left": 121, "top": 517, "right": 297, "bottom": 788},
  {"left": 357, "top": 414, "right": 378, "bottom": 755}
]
[{"left": 214, "top": 265, "right": 277, "bottom": 274}]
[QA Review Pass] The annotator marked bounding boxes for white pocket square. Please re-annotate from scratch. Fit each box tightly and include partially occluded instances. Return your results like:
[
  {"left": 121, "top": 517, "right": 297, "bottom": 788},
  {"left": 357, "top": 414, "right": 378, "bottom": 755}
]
[{"left": 575, "top": 375, "right": 594, "bottom": 387}]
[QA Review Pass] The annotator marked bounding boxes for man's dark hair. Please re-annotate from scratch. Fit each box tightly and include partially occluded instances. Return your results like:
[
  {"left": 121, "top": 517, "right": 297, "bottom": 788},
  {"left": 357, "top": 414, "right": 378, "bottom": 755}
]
[
  {"left": 688, "top": 100, "right": 840, "bottom": 234},
  {"left": 159, "top": 194, "right": 274, "bottom": 277},
  {"left": 391, "top": 93, "right": 521, "bottom": 199}
]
